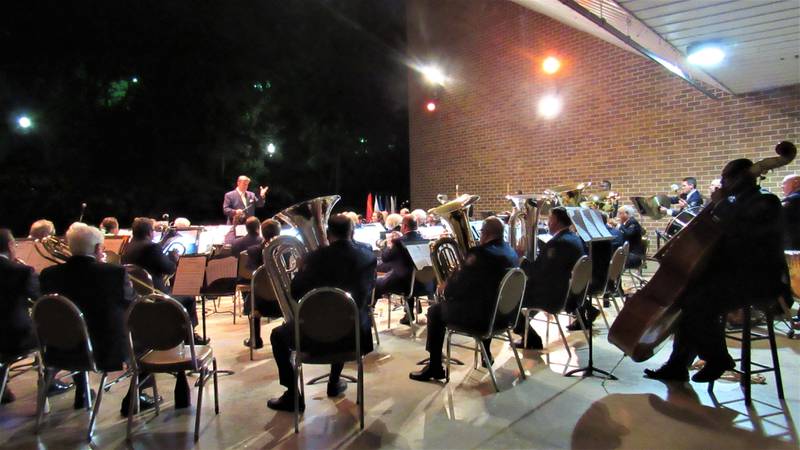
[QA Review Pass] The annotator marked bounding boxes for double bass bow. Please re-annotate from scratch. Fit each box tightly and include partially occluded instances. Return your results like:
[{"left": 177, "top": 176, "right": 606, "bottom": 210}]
[{"left": 609, "top": 141, "right": 797, "bottom": 362}]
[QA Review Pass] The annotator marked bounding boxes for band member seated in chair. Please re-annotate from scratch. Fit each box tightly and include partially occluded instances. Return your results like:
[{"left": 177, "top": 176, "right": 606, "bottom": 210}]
[
  {"left": 375, "top": 215, "right": 430, "bottom": 325},
  {"left": 514, "top": 208, "right": 587, "bottom": 348},
  {"left": 122, "top": 217, "right": 207, "bottom": 345},
  {"left": 409, "top": 217, "right": 518, "bottom": 382},
  {"left": 267, "top": 214, "right": 377, "bottom": 412},
  {"left": 660, "top": 177, "right": 703, "bottom": 217},
  {"left": 645, "top": 156, "right": 790, "bottom": 383},
  {"left": 617, "top": 205, "right": 645, "bottom": 269},
  {"left": 242, "top": 219, "right": 283, "bottom": 349},
  {"left": 782, "top": 173, "right": 800, "bottom": 250},
  {"left": 40, "top": 223, "right": 160, "bottom": 415}
]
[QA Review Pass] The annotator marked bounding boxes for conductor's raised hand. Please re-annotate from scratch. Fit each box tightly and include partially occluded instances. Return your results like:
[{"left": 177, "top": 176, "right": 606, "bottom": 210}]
[{"left": 260, "top": 186, "right": 269, "bottom": 198}]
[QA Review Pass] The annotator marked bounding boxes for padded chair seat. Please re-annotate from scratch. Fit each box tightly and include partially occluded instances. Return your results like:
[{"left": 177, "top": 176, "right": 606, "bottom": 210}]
[
  {"left": 297, "top": 351, "right": 358, "bottom": 365},
  {"left": 139, "top": 345, "right": 213, "bottom": 372}
]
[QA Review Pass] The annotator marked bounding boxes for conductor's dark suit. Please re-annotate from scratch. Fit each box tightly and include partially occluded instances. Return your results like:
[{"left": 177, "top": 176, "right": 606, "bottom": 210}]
[
  {"left": 0, "top": 257, "right": 40, "bottom": 355},
  {"left": 423, "top": 239, "right": 518, "bottom": 366},
  {"left": 783, "top": 190, "right": 800, "bottom": 250},
  {"left": 270, "top": 239, "right": 377, "bottom": 392},
  {"left": 40, "top": 256, "right": 135, "bottom": 371},
  {"left": 222, "top": 189, "right": 265, "bottom": 224}
]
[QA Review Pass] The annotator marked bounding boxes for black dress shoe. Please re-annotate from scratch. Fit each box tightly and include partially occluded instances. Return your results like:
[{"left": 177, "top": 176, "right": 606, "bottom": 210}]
[
  {"left": 1, "top": 388, "right": 15, "bottom": 404},
  {"left": 243, "top": 337, "right": 264, "bottom": 349},
  {"left": 47, "top": 380, "right": 73, "bottom": 397},
  {"left": 512, "top": 337, "right": 543, "bottom": 350},
  {"left": 643, "top": 364, "right": 689, "bottom": 382},
  {"left": 409, "top": 364, "right": 446, "bottom": 382},
  {"left": 326, "top": 379, "right": 347, "bottom": 397},
  {"left": 399, "top": 314, "right": 413, "bottom": 326},
  {"left": 691, "top": 359, "right": 735, "bottom": 383},
  {"left": 194, "top": 334, "right": 210, "bottom": 345},
  {"left": 267, "top": 391, "right": 304, "bottom": 412},
  {"left": 120, "top": 393, "right": 163, "bottom": 417},
  {"left": 480, "top": 356, "right": 495, "bottom": 368}
]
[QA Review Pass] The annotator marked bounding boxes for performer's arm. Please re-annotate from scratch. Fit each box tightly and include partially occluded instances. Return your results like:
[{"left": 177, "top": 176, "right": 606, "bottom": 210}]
[{"left": 223, "top": 193, "right": 236, "bottom": 219}]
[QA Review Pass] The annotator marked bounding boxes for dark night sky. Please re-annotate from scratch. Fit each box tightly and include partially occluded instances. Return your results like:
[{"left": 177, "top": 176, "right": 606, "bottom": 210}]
[{"left": 0, "top": 0, "right": 409, "bottom": 236}]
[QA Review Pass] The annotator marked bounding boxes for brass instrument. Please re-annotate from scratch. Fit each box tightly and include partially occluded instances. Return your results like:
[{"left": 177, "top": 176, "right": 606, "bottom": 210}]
[
  {"left": 428, "top": 194, "right": 480, "bottom": 254},
  {"left": 630, "top": 194, "right": 673, "bottom": 220},
  {"left": 506, "top": 194, "right": 540, "bottom": 261},
  {"left": 544, "top": 182, "right": 591, "bottom": 207},
  {"left": 262, "top": 236, "right": 307, "bottom": 321},
  {"left": 274, "top": 195, "right": 341, "bottom": 251},
  {"left": 429, "top": 237, "right": 463, "bottom": 286}
]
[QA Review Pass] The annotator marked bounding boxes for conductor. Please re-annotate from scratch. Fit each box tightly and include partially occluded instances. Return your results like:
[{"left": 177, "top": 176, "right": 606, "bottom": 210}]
[{"left": 222, "top": 175, "right": 269, "bottom": 224}]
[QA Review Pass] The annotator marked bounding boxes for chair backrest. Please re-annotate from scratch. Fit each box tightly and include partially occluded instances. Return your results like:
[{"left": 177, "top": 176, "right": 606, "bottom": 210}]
[
  {"left": 263, "top": 235, "right": 307, "bottom": 322},
  {"left": 415, "top": 265, "right": 437, "bottom": 286},
  {"left": 605, "top": 242, "right": 629, "bottom": 291},
  {"left": 125, "top": 294, "right": 198, "bottom": 369},
  {"left": 32, "top": 294, "right": 96, "bottom": 372},
  {"left": 250, "top": 264, "right": 280, "bottom": 314},
  {"left": 237, "top": 250, "right": 252, "bottom": 280},
  {"left": 487, "top": 268, "right": 528, "bottom": 336},
  {"left": 124, "top": 264, "right": 156, "bottom": 296},
  {"left": 564, "top": 256, "right": 593, "bottom": 311},
  {"left": 430, "top": 237, "right": 463, "bottom": 285},
  {"left": 294, "top": 287, "right": 359, "bottom": 360}
]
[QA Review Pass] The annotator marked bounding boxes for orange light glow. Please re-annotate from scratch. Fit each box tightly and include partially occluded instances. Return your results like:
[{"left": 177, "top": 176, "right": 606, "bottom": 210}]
[{"left": 542, "top": 56, "right": 561, "bottom": 74}]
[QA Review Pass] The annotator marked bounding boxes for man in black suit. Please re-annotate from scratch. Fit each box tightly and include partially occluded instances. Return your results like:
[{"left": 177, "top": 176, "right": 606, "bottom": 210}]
[
  {"left": 645, "top": 155, "right": 790, "bottom": 382},
  {"left": 410, "top": 217, "right": 518, "bottom": 381},
  {"left": 231, "top": 216, "right": 264, "bottom": 257},
  {"left": 661, "top": 177, "right": 703, "bottom": 217},
  {"left": 782, "top": 174, "right": 800, "bottom": 250},
  {"left": 222, "top": 175, "right": 268, "bottom": 224},
  {"left": 121, "top": 218, "right": 205, "bottom": 343},
  {"left": 267, "top": 214, "right": 377, "bottom": 411},
  {"left": 242, "top": 219, "right": 283, "bottom": 349},
  {"left": 513, "top": 208, "right": 587, "bottom": 349},
  {"left": 617, "top": 205, "right": 645, "bottom": 268},
  {"left": 40, "top": 223, "right": 158, "bottom": 414},
  {"left": 375, "top": 215, "right": 429, "bottom": 325}
]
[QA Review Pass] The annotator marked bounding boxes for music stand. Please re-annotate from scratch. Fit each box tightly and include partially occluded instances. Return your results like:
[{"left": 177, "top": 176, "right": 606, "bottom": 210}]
[
  {"left": 172, "top": 255, "right": 208, "bottom": 338},
  {"left": 564, "top": 207, "right": 617, "bottom": 380}
]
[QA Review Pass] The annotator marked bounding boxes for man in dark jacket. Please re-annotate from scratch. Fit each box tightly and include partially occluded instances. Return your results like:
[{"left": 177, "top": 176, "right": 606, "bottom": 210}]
[
  {"left": 661, "top": 176, "right": 704, "bottom": 216},
  {"left": 782, "top": 174, "right": 800, "bottom": 250},
  {"left": 40, "top": 223, "right": 157, "bottom": 414},
  {"left": 230, "top": 216, "right": 264, "bottom": 257},
  {"left": 242, "top": 219, "right": 283, "bottom": 349},
  {"left": 410, "top": 217, "right": 518, "bottom": 381},
  {"left": 375, "top": 215, "right": 430, "bottom": 324},
  {"left": 122, "top": 217, "right": 205, "bottom": 345},
  {"left": 267, "top": 214, "right": 377, "bottom": 412},
  {"left": 646, "top": 156, "right": 791, "bottom": 383},
  {"left": 617, "top": 205, "right": 645, "bottom": 268},
  {"left": 513, "top": 208, "right": 586, "bottom": 349}
]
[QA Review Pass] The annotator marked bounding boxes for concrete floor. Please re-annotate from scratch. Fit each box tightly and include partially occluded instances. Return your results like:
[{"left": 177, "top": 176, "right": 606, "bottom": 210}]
[{"left": 1, "top": 288, "right": 798, "bottom": 449}]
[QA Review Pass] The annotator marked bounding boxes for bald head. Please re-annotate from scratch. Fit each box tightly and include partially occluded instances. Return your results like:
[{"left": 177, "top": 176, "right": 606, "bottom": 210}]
[
  {"left": 480, "top": 216, "right": 504, "bottom": 245},
  {"left": 783, "top": 174, "right": 800, "bottom": 196}
]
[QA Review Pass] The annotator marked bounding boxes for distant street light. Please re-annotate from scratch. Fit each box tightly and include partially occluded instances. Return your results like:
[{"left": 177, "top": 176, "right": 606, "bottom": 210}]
[
  {"left": 17, "top": 116, "right": 32, "bottom": 129},
  {"left": 266, "top": 142, "right": 276, "bottom": 156}
]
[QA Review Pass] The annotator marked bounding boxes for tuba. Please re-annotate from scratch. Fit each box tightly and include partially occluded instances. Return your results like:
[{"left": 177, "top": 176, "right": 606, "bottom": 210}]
[
  {"left": 506, "top": 194, "right": 540, "bottom": 261},
  {"left": 428, "top": 194, "right": 480, "bottom": 254},
  {"left": 262, "top": 235, "right": 307, "bottom": 321},
  {"left": 37, "top": 236, "right": 71, "bottom": 264},
  {"left": 274, "top": 195, "right": 340, "bottom": 251}
]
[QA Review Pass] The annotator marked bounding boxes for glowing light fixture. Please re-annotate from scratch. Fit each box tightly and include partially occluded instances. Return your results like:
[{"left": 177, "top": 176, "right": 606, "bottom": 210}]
[
  {"left": 131, "top": 77, "right": 139, "bottom": 83},
  {"left": 542, "top": 56, "right": 561, "bottom": 74},
  {"left": 421, "top": 65, "right": 447, "bottom": 86},
  {"left": 266, "top": 142, "right": 276, "bottom": 156},
  {"left": 17, "top": 116, "right": 32, "bottom": 129},
  {"left": 537, "top": 95, "right": 562, "bottom": 119},
  {"left": 687, "top": 42, "right": 725, "bottom": 67},
  {"left": 426, "top": 101, "right": 437, "bottom": 112}
]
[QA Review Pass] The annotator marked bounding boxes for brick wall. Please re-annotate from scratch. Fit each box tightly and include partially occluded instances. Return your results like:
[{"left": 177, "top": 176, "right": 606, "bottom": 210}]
[{"left": 406, "top": 0, "right": 800, "bottom": 238}]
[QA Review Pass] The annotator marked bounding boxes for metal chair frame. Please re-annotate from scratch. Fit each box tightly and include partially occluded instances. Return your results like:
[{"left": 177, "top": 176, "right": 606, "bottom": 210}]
[
  {"left": 293, "top": 288, "right": 364, "bottom": 433},
  {"left": 32, "top": 294, "right": 108, "bottom": 441},
  {"left": 445, "top": 269, "right": 528, "bottom": 392},
  {"left": 590, "top": 242, "right": 629, "bottom": 329}
]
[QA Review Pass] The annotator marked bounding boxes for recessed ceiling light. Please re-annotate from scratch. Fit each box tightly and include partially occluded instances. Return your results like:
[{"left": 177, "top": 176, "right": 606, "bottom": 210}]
[{"left": 687, "top": 42, "right": 726, "bottom": 67}]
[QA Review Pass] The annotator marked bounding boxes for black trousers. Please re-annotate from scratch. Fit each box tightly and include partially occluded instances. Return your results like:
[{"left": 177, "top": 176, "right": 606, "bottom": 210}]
[
  {"left": 174, "top": 295, "right": 198, "bottom": 328},
  {"left": 270, "top": 322, "right": 343, "bottom": 394},
  {"left": 425, "top": 303, "right": 492, "bottom": 367}
]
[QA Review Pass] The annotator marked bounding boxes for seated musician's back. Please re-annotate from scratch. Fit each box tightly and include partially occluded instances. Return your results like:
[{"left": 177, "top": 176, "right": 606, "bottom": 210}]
[
  {"left": 122, "top": 217, "right": 178, "bottom": 294},
  {"left": 0, "top": 229, "right": 40, "bottom": 356},
  {"left": 376, "top": 215, "right": 429, "bottom": 324},
  {"left": 267, "top": 214, "right": 377, "bottom": 412}
]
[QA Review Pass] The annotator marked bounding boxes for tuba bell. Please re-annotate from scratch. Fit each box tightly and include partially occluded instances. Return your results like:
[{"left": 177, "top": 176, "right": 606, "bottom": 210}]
[
  {"left": 428, "top": 193, "right": 480, "bottom": 254},
  {"left": 506, "top": 194, "right": 540, "bottom": 261},
  {"left": 274, "top": 195, "right": 340, "bottom": 251}
]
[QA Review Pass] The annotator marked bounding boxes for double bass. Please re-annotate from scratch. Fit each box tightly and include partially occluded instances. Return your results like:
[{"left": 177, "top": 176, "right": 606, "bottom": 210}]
[{"left": 609, "top": 142, "right": 797, "bottom": 362}]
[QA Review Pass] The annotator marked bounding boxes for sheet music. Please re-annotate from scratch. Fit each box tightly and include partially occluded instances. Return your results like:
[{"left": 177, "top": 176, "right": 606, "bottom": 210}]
[
  {"left": 205, "top": 256, "right": 237, "bottom": 285},
  {"left": 235, "top": 225, "right": 247, "bottom": 237},
  {"left": 103, "top": 236, "right": 128, "bottom": 254},
  {"left": 404, "top": 243, "right": 432, "bottom": 270},
  {"left": 172, "top": 256, "right": 207, "bottom": 296}
]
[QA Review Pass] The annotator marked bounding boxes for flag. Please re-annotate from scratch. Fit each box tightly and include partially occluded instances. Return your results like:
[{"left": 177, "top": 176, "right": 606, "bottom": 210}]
[{"left": 366, "top": 193, "right": 373, "bottom": 222}]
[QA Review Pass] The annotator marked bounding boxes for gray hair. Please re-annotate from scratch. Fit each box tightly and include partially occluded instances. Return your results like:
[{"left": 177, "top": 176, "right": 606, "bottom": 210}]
[
  {"left": 620, "top": 205, "right": 637, "bottom": 219},
  {"left": 174, "top": 217, "right": 191, "bottom": 227},
  {"left": 411, "top": 209, "right": 427, "bottom": 226},
  {"left": 385, "top": 213, "right": 403, "bottom": 230},
  {"left": 66, "top": 222, "right": 104, "bottom": 256}
]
